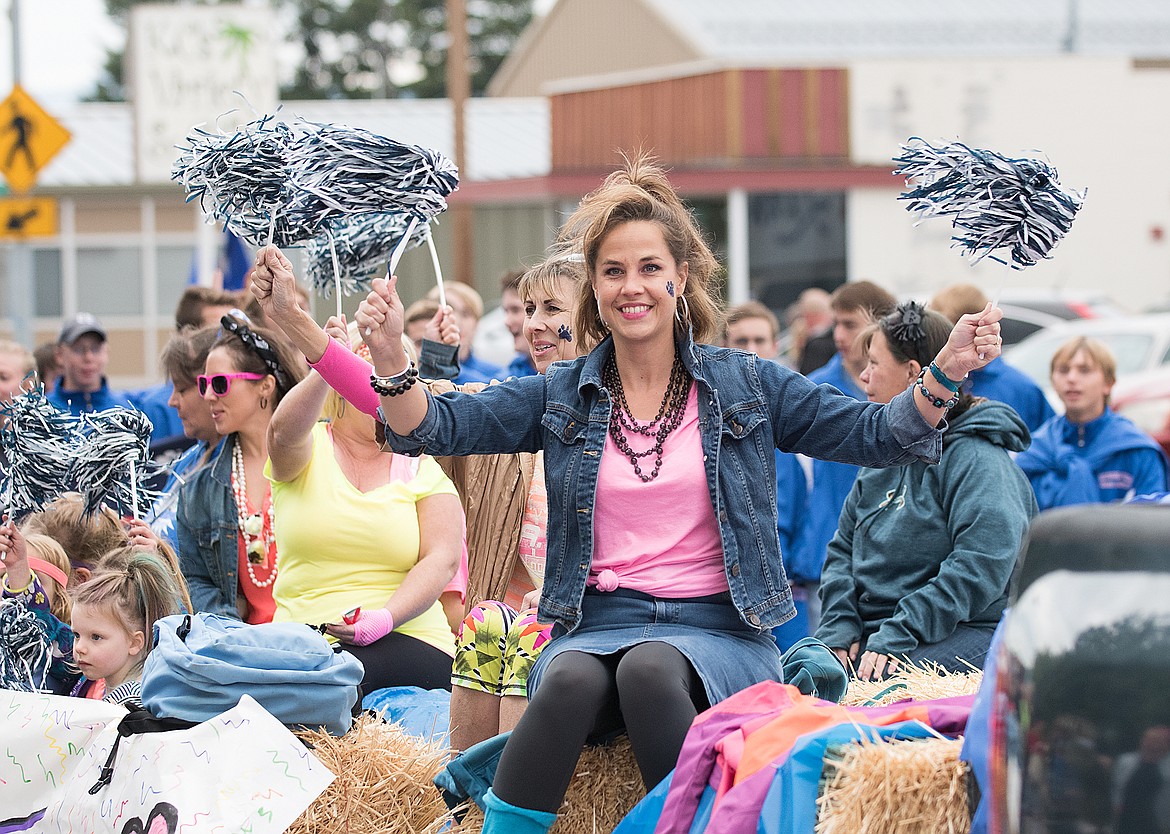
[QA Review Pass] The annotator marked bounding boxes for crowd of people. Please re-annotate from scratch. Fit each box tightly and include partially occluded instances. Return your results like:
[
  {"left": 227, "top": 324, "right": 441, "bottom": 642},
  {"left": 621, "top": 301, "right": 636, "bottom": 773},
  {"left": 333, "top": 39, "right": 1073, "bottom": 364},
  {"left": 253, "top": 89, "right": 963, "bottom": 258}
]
[{"left": 1, "top": 155, "right": 1168, "bottom": 834}]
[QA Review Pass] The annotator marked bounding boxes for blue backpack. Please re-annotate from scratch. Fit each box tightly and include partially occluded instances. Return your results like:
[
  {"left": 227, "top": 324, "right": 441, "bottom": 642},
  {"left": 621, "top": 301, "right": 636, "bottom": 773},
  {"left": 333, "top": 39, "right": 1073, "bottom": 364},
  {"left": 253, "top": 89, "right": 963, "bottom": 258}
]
[{"left": 141, "top": 613, "right": 365, "bottom": 735}]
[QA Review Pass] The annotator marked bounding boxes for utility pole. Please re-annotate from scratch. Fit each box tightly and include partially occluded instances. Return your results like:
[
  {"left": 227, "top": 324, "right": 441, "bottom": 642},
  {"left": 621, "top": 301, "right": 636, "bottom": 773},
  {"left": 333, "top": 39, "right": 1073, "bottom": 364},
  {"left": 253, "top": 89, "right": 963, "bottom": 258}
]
[
  {"left": 445, "top": 0, "right": 474, "bottom": 288},
  {"left": 6, "top": 0, "right": 35, "bottom": 349}
]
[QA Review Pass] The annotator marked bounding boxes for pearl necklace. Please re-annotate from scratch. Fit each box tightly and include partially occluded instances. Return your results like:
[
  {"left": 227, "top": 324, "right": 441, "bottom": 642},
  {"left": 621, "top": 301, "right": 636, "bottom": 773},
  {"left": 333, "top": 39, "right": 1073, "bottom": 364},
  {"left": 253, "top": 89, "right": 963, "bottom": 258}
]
[{"left": 231, "top": 441, "right": 278, "bottom": 589}]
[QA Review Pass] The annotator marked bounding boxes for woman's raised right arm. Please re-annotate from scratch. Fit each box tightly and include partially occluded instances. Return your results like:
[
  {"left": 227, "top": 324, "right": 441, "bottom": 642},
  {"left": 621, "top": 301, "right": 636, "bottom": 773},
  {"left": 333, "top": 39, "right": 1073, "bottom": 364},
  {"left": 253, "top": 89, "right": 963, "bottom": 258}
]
[{"left": 355, "top": 274, "right": 431, "bottom": 437}]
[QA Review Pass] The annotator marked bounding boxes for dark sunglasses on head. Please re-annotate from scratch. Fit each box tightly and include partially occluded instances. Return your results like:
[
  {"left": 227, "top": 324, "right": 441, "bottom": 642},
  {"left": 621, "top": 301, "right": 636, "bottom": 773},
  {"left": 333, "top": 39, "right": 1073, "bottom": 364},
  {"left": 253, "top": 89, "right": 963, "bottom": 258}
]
[{"left": 197, "top": 372, "right": 267, "bottom": 397}]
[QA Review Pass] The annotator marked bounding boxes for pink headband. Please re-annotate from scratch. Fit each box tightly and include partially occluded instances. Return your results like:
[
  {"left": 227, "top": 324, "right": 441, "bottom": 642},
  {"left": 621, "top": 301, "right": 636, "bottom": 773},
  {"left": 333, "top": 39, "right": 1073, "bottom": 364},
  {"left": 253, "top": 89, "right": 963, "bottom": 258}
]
[{"left": 28, "top": 557, "right": 69, "bottom": 589}]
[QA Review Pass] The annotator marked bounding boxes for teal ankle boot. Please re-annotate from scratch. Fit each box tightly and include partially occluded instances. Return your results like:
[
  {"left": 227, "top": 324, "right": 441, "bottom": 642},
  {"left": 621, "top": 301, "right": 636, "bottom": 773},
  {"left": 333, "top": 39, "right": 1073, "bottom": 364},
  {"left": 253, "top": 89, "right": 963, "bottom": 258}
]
[{"left": 481, "top": 788, "right": 557, "bottom": 834}]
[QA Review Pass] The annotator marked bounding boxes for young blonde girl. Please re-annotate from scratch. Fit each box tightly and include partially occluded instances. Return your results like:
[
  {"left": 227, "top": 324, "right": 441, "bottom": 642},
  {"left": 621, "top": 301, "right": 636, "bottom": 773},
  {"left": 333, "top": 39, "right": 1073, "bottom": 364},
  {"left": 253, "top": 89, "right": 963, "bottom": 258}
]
[
  {"left": 68, "top": 548, "right": 186, "bottom": 705},
  {"left": 1, "top": 523, "right": 77, "bottom": 693}
]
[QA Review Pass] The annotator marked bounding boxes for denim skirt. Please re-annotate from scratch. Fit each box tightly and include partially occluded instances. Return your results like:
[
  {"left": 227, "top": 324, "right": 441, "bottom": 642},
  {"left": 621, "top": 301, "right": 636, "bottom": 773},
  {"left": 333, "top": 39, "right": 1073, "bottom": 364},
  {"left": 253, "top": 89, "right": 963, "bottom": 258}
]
[{"left": 528, "top": 588, "right": 783, "bottom": 705}]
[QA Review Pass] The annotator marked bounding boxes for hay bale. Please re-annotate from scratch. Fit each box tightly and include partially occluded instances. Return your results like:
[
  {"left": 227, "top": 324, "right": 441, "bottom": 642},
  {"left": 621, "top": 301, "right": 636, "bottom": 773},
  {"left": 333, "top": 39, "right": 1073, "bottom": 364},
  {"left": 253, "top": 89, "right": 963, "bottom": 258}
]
[
  {"left": 289, "top": 714, "right": 458, "bottom": 834},
  {"left": 452, "top": 736, "right": 645, "bottom": 834},
  {"left": 840, "top": 661, "right": 982, "bottom": 707},
  {"left": 815, "top": 736, "right": 969, "bottom": 834}
]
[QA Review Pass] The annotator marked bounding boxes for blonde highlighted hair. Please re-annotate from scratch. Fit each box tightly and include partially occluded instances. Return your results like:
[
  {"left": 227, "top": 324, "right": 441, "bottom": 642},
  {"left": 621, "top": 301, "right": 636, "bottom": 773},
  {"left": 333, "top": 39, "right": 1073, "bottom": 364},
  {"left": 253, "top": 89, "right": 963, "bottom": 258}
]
[
  {"left": 565, "top": 154, "right": 723, "bottom": 347},
  {"left": 71, "top": 548, "right": 186, "bottom": 671},
  {"left": 517, "top": 247, "right": 596, "bottom": 357},
  {"left": 321, "top": 325, "right": 417, "bottom": 422},
  {"left": 23, "top": 533, "right": 73, "bottom": 624}
]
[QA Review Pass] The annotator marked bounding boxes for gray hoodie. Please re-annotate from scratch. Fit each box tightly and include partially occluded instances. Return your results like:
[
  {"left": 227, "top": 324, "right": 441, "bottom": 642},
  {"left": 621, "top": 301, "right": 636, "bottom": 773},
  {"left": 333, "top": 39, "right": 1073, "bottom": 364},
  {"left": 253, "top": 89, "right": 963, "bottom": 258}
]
[{"left": 816, "top": 399, "right": 1038, "bottom": 657}]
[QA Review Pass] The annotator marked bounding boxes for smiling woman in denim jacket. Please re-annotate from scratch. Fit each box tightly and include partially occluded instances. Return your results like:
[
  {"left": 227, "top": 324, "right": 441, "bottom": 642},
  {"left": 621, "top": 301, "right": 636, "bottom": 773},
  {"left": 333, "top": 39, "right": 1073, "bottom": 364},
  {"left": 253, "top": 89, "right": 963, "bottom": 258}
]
[
  {"left": 175, "top": 314, "right": 305, "bottom": 624},
  {"left": 356, "top": 155, "right": 1005, "bottom": 834}
]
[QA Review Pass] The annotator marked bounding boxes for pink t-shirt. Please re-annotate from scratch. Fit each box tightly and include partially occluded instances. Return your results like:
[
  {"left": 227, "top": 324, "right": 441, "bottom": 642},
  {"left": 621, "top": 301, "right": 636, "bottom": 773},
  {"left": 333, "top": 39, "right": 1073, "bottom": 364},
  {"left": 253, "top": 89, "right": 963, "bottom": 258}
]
[{"left": 590, "top": 384, "right": 728, "bottom": 598}]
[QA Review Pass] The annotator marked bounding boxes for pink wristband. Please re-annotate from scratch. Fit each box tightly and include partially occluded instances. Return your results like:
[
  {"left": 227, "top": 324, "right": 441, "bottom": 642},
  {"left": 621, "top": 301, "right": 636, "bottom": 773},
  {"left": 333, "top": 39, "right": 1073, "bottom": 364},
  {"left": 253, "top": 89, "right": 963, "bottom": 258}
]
[
  {"left": 351, "top": 608, "right": 394, "bottom": 646},
  {"left": 308, "top": 336, "right": 382, "bottom": 418}
]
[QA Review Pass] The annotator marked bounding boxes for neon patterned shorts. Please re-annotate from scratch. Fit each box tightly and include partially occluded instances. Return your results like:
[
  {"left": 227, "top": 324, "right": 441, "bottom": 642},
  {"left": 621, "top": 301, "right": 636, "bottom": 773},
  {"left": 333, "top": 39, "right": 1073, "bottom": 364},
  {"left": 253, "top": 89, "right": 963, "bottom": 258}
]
[{"left": 451, "top": 600, "right": 552, "bottom": 698}]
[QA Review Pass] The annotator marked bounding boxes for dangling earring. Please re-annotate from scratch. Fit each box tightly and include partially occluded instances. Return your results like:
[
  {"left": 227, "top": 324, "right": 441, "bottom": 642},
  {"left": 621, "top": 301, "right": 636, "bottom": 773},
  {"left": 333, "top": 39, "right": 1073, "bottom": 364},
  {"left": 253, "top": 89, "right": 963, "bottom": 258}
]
[
  {"left": 596, "top": 297, "right": 609, "bottom": 329},
  {"left": 675, "top": 294, "right": 691, "bottom": 326}
]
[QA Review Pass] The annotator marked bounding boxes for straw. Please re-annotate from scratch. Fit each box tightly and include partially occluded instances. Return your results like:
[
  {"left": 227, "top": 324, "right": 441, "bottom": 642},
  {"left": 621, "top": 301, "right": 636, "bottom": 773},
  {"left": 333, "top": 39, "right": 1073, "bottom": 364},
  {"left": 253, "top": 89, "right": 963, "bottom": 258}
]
[
  {"left": 840, "top": 660, "right": 983, "bottom": 708},
  {"left": 815, "top": 736, "right": 970, "bottom": 834},
  {"left": 288, "top": 713, "right": 458, "bottom": 834},
  {"left": 451, "top": 735, "right": 645, "bottom": 834}
]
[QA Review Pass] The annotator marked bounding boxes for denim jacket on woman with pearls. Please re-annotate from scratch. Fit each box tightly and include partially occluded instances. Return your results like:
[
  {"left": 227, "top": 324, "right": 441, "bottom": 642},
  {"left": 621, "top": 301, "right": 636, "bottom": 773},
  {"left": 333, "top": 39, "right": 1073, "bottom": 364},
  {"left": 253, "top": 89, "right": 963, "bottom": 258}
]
[{"left": 384, "top": 332, "right": 942, "bottom": 633}]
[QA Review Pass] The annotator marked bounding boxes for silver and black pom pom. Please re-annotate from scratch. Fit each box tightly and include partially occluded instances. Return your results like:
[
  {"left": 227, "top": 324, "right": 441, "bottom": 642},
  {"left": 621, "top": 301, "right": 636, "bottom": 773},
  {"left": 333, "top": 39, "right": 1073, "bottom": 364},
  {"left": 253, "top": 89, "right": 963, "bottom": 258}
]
[
  {"left": 285, "top": 119, "right": 458, "bottom": 230},
  {"left": 894, "top": 138, "right": 1086, "bottom": 269},
  {"left": 173, "top": 114, "right": 459, "bottom": 250},
  {"left": 70, "top": 407, "right": 160, "bottom": 519},
  {"left": 306, "top": 212, "right": 431, "bottom": 300},
  {"left": 0, "top": 389, "right": 82, "bottom": 521},
  {"left": 172, "top": 113, "right": 305, "bottom": 247},
  {"left": 0, "top": 600, "right": 55, "bottom": 693}
]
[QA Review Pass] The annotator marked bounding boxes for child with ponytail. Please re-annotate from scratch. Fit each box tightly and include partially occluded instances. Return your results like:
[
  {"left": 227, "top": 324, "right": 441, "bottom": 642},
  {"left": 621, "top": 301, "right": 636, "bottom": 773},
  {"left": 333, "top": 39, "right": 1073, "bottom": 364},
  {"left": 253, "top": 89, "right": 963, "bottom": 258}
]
[{"left": 69, "top": 547, "right": 185, "bottom": 705}]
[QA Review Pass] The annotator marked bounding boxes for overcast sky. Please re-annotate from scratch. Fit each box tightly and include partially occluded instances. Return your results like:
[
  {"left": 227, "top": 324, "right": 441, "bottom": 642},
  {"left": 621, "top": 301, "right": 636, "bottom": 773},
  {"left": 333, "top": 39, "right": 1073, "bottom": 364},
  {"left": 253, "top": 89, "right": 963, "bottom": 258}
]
[
  {"left": 0, "top": 0, "right": 121, "bottom": 106},
  {"left": 0, "top": 0, "right": 557, "bottom": 110}
]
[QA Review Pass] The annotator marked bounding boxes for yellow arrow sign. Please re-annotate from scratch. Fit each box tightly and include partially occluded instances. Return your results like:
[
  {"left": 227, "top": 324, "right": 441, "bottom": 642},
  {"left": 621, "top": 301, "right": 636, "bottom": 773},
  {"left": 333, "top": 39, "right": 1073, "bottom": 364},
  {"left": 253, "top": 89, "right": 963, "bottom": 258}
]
[
  {"left": 0, "top": 85, "right": 72, "bottom": 194},
  {"left": 0, "top": 196, "right": 57, "bottom": 239}
]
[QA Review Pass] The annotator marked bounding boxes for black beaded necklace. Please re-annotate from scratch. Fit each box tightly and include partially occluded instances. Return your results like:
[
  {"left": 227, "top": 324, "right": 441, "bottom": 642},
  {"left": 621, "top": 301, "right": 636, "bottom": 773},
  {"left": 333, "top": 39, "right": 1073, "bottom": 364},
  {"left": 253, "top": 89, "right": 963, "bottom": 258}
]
[{"left": 603, "top": 351, "right": 691, "bottom": 482}]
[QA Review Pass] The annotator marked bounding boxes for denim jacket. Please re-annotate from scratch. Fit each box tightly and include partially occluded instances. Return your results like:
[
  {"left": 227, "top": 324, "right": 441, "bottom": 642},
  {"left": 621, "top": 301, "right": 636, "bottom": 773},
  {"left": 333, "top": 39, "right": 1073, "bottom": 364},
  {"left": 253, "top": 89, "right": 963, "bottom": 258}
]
[
  {"left": 385, "top": 333, "right": 942, "bottom": 632},
  {"left": 176, "top": 435, "right": 241, "bottom": 618}
]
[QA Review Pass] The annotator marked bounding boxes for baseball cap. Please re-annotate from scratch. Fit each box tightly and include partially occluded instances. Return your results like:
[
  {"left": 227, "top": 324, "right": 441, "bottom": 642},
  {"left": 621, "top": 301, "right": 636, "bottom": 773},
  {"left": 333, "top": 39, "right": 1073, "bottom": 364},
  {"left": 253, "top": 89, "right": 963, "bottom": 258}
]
[{"left": 58, "top": 312, "right": 108, "bottom": 345}]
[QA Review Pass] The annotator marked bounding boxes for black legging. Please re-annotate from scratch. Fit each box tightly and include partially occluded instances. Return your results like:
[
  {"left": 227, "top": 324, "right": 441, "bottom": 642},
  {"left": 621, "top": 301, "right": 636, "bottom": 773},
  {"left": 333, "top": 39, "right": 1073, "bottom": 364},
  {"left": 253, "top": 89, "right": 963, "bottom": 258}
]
[
  {"left": 493, "top": 642, "right": 709, "bottom": 813},
  {"left": 342, "top": 631, "right": 453, "bottom": 692}
]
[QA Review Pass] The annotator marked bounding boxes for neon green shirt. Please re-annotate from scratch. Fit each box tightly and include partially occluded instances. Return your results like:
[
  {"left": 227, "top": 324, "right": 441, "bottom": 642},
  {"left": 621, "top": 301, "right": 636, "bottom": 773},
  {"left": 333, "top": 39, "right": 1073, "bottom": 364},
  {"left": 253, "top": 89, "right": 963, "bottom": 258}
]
[{"left": 267, "top": 422, "right": 458, "bottom": 656}]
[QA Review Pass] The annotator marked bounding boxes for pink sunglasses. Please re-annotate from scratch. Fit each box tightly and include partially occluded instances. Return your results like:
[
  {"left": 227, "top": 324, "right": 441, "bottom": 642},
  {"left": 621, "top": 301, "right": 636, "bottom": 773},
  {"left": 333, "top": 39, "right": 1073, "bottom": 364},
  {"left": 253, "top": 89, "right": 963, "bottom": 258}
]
[{"left": 197, "top": 372, "right": 267, "bottom": 397}]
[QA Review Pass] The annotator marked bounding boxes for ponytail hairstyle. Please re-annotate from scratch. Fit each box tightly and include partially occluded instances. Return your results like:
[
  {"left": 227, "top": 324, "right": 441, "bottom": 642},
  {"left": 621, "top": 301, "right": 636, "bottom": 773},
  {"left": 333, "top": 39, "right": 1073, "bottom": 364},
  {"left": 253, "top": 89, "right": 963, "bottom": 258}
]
[
  {"left": 566, "top": 154, "right": 723, "bottom": 347},
  {"left": 862, "top": 301, "right": 977, "bottom": 420},
  {"left": 71, "top": 548, "right": 185, "bottom": 669}
]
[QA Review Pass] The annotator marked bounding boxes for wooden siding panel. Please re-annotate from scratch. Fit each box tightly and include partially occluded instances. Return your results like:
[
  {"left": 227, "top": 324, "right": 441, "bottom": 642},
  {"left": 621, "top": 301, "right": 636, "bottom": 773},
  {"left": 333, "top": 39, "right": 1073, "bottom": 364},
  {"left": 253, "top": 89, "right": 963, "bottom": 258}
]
[
  {"left": 777, "top": 70, "right": 806, "bottom": 158},
  {"left": 817, "top": 69, "right": 850, "bottom": 158},
  {"left": 552, "top": 68, "right": 848, "bottom": 170}
]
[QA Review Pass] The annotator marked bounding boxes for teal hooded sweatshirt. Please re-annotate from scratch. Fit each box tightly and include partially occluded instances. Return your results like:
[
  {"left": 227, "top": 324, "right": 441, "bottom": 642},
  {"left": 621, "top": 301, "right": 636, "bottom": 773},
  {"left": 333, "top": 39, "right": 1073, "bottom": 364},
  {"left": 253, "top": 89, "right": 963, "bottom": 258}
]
[{"left": 816, "top": 399, "right": 1038, "bottom": 658}]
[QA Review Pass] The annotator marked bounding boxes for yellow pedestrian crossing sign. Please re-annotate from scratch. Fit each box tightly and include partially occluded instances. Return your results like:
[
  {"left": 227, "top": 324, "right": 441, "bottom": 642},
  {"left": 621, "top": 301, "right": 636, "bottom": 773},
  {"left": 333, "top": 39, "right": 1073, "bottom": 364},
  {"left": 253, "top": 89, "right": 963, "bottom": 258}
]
[
  {"left": 0, "top": 196, "right": 57, "bottom": 239},
  {"left": 0, "top": 85, "right": 72, "bottom": 194}
]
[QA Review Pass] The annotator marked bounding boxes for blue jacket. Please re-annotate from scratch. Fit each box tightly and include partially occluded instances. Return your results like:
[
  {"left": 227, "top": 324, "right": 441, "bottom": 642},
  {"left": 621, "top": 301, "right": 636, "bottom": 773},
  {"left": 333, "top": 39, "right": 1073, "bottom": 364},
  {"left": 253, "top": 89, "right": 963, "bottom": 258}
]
[
  {"left": 816, "top": 400, "right": 1038, "bottom": 656},
  {"left": 1016, "top": 410, "right": 1169, "bottom": 510},
  {"left": 456, "top": 352, "right": 504, "bottom": 385},
  {"left": 506, "top": 353, "right": 538, "bottom": 378},
  {"left": 175, "top": 435, "right": 240, "bottom": 618},
  {"left": 385, "top": 333, "right": 943, "bottom": 632},
  {"left": 966, "top": 357, "right": 1054, "bottom": 433},
  {"left": 786, "top": 354, "right": 864, "bottom": 585},
  {"left": 47, "top": 377, "right": 133, "bottom": 416},
  {"left": 776, "top": 451, "right": 808, "bottom": 564}
]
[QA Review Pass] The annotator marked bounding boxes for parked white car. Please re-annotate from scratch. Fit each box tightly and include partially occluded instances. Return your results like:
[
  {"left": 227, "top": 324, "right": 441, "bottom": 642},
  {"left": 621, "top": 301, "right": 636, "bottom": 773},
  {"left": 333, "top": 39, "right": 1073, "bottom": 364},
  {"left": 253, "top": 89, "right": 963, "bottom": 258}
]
[{"left": 1003, "top": 313, "right": 1170, "bottom": 410}]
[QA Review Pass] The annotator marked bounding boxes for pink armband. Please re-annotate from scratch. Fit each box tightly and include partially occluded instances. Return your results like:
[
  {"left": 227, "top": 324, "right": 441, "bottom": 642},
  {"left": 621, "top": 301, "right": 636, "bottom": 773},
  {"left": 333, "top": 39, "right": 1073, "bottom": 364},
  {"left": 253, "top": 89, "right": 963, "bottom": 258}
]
[
  {"left": 351, "top": 608, "right": 394, "bottom": 646},
  {"left": 308, "top": 336, "right": 382, "bottom": 418}
]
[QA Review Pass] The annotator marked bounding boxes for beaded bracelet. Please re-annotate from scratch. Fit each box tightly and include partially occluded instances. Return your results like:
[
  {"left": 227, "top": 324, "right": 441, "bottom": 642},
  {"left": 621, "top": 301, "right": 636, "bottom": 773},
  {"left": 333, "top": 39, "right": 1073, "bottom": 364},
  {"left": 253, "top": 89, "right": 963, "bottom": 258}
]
[
  {"left": 916, "top": 368, "right": 959, "bottom": 410},
  {"left": 370, "top": 361, "right": 419, "bottom": 397},
  {"left": 928, "top": 361, "right": 964, "bottom": 394}
]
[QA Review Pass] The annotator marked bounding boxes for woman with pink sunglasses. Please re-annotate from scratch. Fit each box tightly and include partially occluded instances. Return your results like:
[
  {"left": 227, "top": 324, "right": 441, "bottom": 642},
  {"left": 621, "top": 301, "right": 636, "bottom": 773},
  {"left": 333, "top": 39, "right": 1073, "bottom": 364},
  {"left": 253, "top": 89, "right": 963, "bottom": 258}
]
[{"left": 175, "top": 313, "right": 305, "bottom": 623}]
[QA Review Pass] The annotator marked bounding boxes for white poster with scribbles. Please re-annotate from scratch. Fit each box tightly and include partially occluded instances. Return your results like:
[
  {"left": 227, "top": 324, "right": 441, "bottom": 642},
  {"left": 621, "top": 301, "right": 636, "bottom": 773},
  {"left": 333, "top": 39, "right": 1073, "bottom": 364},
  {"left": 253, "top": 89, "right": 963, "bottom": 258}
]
[
  {"left": 25, "top": 694, "right": 333, "bottom": 834},
  {"left": 1, "top": 691, "right": 125, "bottom": 825}
]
